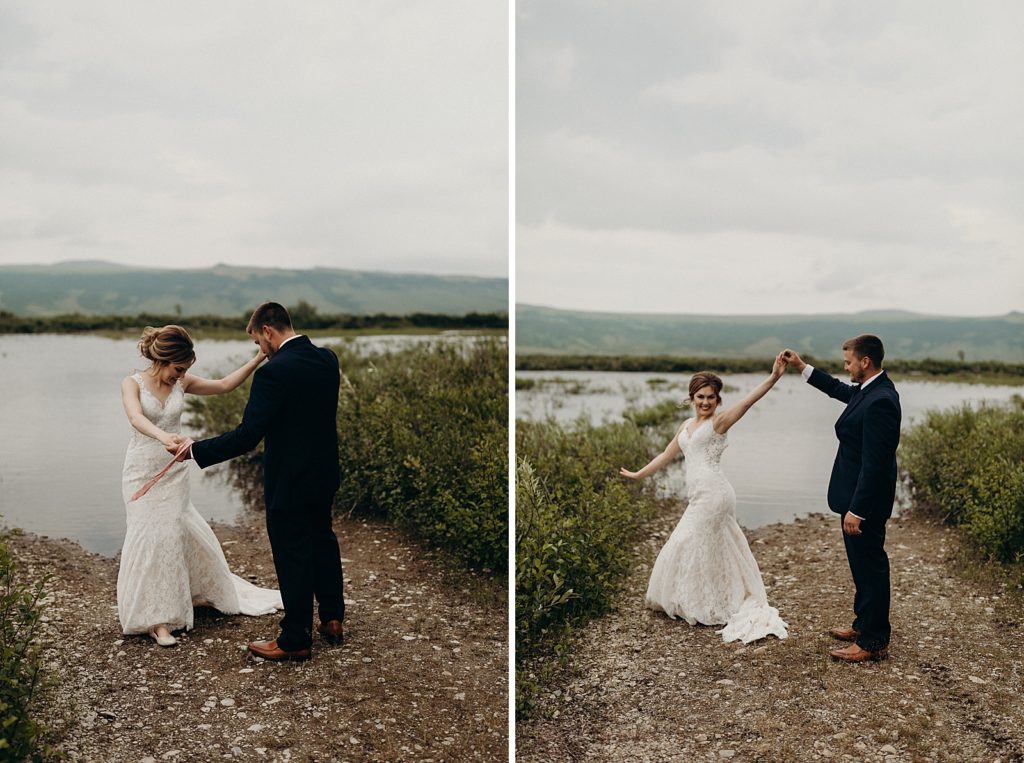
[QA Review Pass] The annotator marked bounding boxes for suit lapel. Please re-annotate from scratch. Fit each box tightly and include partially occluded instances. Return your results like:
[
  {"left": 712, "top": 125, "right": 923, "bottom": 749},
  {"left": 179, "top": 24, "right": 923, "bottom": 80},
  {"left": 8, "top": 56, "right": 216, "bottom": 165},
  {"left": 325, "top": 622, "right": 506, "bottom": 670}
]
[{"left": 836, "top": 371, "right": 886, "bottom": 427}]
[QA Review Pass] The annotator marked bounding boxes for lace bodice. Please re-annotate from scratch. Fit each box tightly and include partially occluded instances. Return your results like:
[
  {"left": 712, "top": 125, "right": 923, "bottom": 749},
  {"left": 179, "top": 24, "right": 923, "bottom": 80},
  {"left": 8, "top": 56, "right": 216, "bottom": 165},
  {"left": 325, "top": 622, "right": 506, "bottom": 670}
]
[
  {"left": 129, "top": 372, "right": 183, "bottom": 443},
  {"left": 678, "top": 418, "right": 728, "bottom": 477}
]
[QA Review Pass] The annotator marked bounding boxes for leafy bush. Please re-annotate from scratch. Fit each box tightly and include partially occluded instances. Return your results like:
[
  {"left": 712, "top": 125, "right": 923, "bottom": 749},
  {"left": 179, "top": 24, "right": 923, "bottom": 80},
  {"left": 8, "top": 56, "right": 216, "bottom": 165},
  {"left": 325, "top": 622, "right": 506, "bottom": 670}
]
[
  {"left": 332, "top": 340, "right": 508, "bottom": 571},
  {"left": 0, "top": 532, "right": 50, "bottom": 760},
  {"left": 188, "top": 339, "right": 508, "bottom": 572},
  {"left": 901, "top": 396, "right": 1024, "bottom": 562},
  {"left": 515, "top": 414, "right": 666, "bottom": 716}
]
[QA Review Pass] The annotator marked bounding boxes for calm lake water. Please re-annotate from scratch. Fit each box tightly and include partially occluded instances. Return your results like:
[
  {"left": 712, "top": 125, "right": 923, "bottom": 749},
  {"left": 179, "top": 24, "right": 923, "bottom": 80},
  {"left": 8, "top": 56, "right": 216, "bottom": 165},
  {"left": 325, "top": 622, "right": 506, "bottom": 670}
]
[
  {"left": 0, "top": 333, "right": 473, "bottom": 556},
  {"left": 516, "top": 370, "right": 1021, "bottom": 529}
]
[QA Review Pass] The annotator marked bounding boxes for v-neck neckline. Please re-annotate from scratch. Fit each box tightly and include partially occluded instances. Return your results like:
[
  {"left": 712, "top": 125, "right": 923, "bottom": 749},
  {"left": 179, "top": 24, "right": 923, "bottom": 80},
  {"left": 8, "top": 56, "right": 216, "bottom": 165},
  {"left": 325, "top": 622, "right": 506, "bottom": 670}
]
[
  {"left": 684, "top": 417, "right": 711, "bottom": 440},
  {"left": 137, "top": 373, "right": 178, "bottom": 409}
]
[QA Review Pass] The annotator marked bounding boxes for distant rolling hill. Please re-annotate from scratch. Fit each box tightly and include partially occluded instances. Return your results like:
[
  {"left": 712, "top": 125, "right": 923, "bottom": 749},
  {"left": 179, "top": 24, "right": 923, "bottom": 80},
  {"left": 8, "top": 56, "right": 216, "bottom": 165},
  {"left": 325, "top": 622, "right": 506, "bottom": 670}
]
[
  {"left": 517, "top": 304, "right": 1024, "bottom": 362},
  {"left": 0, "top": 262, "right": 508, "bottom": 316}
]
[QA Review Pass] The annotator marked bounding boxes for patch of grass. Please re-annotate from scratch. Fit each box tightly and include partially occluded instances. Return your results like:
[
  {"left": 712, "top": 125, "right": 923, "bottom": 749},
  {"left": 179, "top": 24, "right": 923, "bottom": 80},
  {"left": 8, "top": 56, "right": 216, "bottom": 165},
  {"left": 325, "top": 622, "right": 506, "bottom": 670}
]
[
  {"left": 901, "top": 395, "right": 1024, "bottom": 564},
  {"left": 515, "top": 415, "right": 665, "bottom": 717},
  {"left": 0, "top": 529, "right": 54, "bottom": 760}
]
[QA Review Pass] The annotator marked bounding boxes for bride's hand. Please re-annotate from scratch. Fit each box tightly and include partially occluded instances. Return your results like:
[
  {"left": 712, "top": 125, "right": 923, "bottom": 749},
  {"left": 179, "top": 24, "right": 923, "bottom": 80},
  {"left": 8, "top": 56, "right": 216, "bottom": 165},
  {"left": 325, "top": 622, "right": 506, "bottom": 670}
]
[
  {"left": 771, "top": 353, "right": 788, "bottom": 378},
  {"left": 160, "top": 433, "right": 180, "bottom": 449},
  {"left": 254, "top": 348, "right": 268, "bottom": 363},
  {"left": 619, "top": 467, "right": 641, "bottom": 480}
]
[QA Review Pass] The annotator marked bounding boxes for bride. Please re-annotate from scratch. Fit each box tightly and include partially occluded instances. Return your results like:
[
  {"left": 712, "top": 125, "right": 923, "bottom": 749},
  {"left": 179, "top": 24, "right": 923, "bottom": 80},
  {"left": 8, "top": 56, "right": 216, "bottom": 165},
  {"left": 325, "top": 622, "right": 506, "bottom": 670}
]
[
  {"left": 620, "top": 356, "right": 789, "bottom": 643},
  {"left": 118, "top": 324, "right": 282, "bottom": 647}
]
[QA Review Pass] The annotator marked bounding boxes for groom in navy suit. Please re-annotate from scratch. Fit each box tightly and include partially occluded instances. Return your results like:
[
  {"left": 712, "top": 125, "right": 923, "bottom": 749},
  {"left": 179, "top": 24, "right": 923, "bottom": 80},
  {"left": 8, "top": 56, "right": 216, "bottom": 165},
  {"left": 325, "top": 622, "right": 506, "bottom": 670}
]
[
  {"left": 170, "top": 301, "right": 345, "bottom": 661},
  {"left": 783, "top": 336, "right": 901, "bottom": 661}
]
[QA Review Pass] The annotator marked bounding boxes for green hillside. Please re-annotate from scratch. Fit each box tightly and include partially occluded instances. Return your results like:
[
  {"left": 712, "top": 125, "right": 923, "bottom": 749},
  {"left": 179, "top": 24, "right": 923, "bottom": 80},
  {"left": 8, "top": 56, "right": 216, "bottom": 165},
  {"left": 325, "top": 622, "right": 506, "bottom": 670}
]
[
  {"left": 0, "top": 262, "right": 507, "bottom": 316},
  {"left": 517, "top": 304, "right": 1024, "bottom": 362}
]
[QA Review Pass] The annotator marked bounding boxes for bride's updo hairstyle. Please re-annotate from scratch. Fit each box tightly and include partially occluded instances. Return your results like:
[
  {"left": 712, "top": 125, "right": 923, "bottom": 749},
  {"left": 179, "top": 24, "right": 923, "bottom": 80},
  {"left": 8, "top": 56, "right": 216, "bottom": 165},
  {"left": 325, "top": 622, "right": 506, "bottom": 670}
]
[
  {"left": 138, "top": 325, "right": 196, "bottom": 366},
  {"left": 688, "top": 371, "right": 723, "bottom": 405}
]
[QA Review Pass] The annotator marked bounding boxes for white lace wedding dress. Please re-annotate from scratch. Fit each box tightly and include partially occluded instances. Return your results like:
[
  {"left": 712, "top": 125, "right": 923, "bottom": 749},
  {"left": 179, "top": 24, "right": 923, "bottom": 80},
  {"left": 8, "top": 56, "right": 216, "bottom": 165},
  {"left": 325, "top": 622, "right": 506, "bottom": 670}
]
[
  {"left": 116, "top": 373, "right": 282, "bottom": 635},
  {"left": 645, "top": 418, "right": 788, "bottom": 643}
]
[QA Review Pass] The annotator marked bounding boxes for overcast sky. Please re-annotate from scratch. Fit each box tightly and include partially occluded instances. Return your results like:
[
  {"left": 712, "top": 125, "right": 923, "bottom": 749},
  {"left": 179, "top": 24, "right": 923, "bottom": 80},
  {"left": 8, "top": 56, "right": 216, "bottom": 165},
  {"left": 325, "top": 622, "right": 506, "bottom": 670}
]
[
  {"left": 0, "top": 1, "right": 507, "bottom": 277},
  {"left": 517, "top": 1, "right": 1023, "bottom": 315}
]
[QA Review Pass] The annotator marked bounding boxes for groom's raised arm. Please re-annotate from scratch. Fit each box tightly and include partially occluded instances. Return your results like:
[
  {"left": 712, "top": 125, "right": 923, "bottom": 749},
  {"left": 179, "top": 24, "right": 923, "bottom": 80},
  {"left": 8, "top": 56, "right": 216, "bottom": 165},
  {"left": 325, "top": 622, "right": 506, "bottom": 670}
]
[
  {"left": 805, "top": 365, "right": 856, "bottom": 404},
  {"left": 782, "top": 348, "right": 855, "bottom": 404},
  {"left": 191, "top": 368, "right": 285, "bottom": 469}
]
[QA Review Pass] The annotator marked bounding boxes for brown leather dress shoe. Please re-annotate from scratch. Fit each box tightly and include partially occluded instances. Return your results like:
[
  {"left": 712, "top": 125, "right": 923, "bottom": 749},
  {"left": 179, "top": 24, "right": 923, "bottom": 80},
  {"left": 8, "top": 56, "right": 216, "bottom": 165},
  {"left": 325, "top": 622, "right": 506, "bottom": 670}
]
[
  {"left": 829, "top": 626, "right": 860, "bottom": 642},
  {"left": 829, "top": 643, "right": 888, "bottom": 662},
  {"left": 248, "top": 639, "right": 311, "bottom": 662},
  {"left": 317, "top": 619, "right": 344, "bottom": 645}
]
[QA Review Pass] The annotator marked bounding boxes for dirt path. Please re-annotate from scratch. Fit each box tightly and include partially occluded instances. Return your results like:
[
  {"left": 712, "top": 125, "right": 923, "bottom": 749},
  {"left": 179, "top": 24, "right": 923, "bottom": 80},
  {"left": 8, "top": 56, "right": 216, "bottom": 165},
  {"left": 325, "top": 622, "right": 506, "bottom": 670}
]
[
  {"left": 9, "top": 513, "right": 508, "bottom": 762},
  {"left": 517, "top": 510, "right": 1024, "bottom": 763}
]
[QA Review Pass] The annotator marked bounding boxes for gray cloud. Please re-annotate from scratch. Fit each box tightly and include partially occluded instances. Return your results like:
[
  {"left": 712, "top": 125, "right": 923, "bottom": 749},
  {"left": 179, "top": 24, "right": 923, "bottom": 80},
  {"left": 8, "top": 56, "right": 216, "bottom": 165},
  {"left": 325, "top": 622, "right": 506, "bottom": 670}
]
[
  {"left": 517, "top": 1, "right": 1024, "bottom": 315},
  {"left": 0, "top": 1, "right": 507, "bottom": 276}
]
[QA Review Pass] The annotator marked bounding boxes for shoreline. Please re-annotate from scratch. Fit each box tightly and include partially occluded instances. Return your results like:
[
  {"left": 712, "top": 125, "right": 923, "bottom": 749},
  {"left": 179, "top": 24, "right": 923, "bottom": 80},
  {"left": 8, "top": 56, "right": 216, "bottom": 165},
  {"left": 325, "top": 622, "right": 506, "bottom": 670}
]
[
  {"left": 517, "top": 509, "right": 1024, "bottom": 762},
  {"left": 8, "top": 509, "right": 508, "bottom": 762}
]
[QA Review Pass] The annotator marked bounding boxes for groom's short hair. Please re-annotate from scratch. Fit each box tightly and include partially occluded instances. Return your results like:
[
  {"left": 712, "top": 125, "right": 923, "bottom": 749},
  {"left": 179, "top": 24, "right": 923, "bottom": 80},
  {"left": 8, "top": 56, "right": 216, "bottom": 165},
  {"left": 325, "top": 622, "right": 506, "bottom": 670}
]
[
  {"left": 247, "top": 302, "right": 293, "bottom": 333},
  {"left": 843, "top": 334, "right": 884, "bottom": 368}
]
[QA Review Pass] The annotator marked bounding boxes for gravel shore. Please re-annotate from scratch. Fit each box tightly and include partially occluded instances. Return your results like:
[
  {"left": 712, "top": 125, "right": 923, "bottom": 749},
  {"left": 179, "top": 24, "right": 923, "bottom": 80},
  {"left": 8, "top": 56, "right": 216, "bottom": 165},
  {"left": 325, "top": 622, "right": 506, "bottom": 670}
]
[
  {"left": 9, "top": 512, "right": 508, "bottom": 762},
  {"left": 517, "top": 510, "right": 1024, "bottom": 763}
]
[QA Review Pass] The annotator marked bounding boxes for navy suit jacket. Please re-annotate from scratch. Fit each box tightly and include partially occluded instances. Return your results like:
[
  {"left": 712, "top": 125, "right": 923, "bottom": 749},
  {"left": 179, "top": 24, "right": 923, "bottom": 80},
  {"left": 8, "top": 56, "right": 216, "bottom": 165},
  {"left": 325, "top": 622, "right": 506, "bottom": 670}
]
[
  {"left": 192, "top": 335, "right": 340, "bottom": 508},
  {"left": 808, "top": 367, "right": 901, "bottom": 523}
]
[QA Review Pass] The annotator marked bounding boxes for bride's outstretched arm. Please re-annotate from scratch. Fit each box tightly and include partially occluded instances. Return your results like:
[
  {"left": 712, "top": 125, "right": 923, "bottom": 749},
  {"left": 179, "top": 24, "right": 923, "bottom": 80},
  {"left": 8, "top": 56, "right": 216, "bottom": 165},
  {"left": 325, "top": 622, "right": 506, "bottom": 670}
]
[
  {"left": 121, "top": 376, "right": 177, "bottom": 447},
  {"left": 619, "top": 425, "right": 684, "bottom": 480},
  {"left": 713, "top": 353, "right": 787, "bottom": 434},
  {"left": 181, "top": 349, "right": 266, "bottom": 396}
]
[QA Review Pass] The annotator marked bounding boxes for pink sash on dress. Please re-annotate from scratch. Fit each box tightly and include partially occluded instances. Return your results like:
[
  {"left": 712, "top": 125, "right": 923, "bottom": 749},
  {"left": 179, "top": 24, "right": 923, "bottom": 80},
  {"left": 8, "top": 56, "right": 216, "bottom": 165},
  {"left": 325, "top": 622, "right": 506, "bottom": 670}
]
[{"left": 129, "top": 438, "right": 194, "bottom": 502}]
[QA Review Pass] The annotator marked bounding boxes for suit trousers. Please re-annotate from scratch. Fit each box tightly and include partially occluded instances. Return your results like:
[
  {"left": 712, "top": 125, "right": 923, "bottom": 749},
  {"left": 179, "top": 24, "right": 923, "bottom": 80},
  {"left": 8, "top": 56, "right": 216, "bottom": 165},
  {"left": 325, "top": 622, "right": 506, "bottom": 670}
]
[
  {"left": 841, "top": 512, "right": 891, "bottom": 652},
  {"left": 265, "top": 486, "right": 345, "bottom": 651}
]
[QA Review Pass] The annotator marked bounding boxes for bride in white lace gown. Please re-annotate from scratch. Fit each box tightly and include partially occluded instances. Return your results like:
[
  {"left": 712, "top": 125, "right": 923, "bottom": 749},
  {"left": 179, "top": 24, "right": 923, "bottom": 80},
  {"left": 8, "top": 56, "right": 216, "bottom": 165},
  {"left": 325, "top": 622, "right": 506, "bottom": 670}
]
[
  {"left": 118, "top": 325, "right": 282, "bottom": 646},
  {"left": 620, "top": 358, "right": 789, "bottom": 644}
]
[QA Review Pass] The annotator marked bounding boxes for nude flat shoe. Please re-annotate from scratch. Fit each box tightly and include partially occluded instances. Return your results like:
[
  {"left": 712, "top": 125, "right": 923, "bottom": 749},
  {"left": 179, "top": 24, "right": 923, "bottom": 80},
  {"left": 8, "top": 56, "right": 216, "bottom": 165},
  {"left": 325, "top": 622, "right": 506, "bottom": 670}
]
[{"left": 148, "top": 626, "right": 178, "bottom": 647}]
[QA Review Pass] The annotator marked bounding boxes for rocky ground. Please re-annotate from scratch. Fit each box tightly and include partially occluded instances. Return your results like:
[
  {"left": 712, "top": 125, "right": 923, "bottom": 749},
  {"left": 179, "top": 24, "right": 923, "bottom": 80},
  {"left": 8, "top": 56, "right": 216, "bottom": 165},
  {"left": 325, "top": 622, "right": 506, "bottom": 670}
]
[
  {"left": 517, "top": 510, "right": 1024, "bottom": 763},
  {"left": 9, "top": 513, "right": 508, "bottom": 762}
]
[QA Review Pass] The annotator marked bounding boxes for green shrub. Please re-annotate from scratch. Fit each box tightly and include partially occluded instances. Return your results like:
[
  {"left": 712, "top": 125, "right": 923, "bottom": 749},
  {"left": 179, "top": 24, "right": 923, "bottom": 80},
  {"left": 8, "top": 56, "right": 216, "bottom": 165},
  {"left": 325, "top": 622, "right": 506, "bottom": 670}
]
[
  {"left": 188, "top": 339, "right": 508, "bottom": 573},
  {"left": 515, "top": 414, "right": 665, "bottom": 716},
  {"left": 0, "top": 532, "right": 50, "bottom": 760},
  {"left": 901, "top": 397, "right": 1024, "bottom": 562}
]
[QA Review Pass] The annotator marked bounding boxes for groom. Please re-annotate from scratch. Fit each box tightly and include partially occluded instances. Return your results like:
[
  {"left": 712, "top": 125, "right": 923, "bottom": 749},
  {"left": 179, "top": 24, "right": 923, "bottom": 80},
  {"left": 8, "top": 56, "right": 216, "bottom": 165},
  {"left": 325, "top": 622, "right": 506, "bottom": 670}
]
[
  {"left": 782, "top": 336, "right": 901, "bottom": 662},
  {"left": 169, "top": 301, "right": 345, "bottom": 661}
]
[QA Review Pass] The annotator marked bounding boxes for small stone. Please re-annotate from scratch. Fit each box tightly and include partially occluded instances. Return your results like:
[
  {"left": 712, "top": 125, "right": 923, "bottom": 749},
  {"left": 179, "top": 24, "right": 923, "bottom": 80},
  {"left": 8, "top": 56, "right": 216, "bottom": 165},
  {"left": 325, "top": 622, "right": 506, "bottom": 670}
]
[
  {"left": 968, "top": 676, "right": 986, "bottom": 684},
  {"left": 349, "top": 736, "right": 359, "bottom": 745},
  {"left": 362, "top": 657, "right": 373, "bottom": 663},
  {"left": 402, "top": 635, "right": 416, "bottom": 641},
  {"left": 231, "top": 748, "right": 243, "bottom": 757},
  {"left": 238, "top": 668, "right": 254, "bottom": 674},
  {"left": 880, "top": 745, "right": 897, "bottom": 754},
  {"left": 719, "top": 751, "right": 736, "bottom": 760},
  {"left": 715, "top": 679, "right": 735, "bottom": 686},
  {"left": 248, "top": 724, "right": 265, "bottom": 732},
  {"left": 454, "top": 692, "right": 466, "bottom": 701},
  {"left": 221, "top": 698, "right": 235, "bottom": 706}
]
